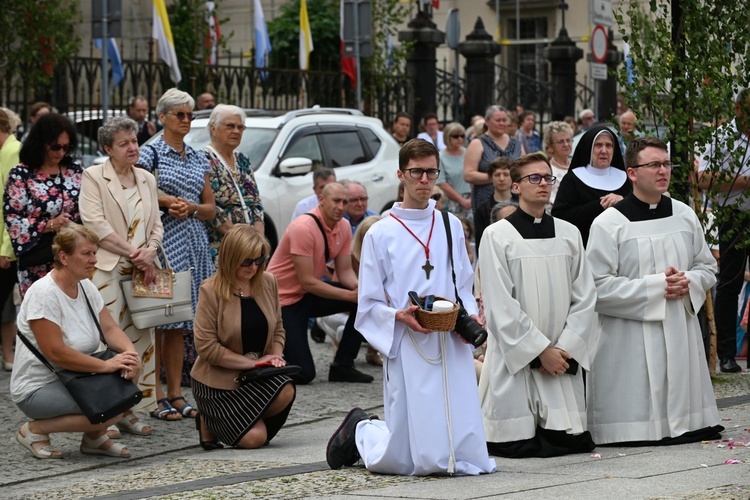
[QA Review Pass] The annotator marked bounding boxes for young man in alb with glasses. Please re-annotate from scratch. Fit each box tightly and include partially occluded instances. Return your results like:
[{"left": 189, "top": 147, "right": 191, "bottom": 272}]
[
  {"left": 586, "top": 136, "right": 723, "bottom": 446},
  {"left": 478, "top": 153, "right": 597, "bottom": 458},
  {"left": 326, "top": 139, "right": 495, "bottom": 476}
]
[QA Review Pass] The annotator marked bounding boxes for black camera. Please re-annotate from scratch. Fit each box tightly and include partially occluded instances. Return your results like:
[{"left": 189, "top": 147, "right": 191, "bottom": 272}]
[{"left": 454, "top": 307, "right": 488, "bottom": 348}]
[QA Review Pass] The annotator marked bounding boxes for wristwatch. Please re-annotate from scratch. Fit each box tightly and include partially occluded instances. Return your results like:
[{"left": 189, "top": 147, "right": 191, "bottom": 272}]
[{"left": 190, "top": 204, "right": 199, "bottom": 218}]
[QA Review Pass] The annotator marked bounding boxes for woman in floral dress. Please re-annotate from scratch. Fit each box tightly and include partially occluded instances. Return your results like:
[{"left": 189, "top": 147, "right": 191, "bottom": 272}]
[
  {"left": 138, "top": 89, "right": 216, "bottom": 421},
  {"left": 203, "top": 104, "right": 264, "bottom": 265},
  {"left": 3, "top": 113, "right": 82, "bottom": 299}
]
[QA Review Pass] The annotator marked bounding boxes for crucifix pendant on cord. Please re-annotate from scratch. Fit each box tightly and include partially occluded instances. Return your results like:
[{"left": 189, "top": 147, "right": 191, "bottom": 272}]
[{"left": 422, "top": 259, "right": 434, "bottom": 279}]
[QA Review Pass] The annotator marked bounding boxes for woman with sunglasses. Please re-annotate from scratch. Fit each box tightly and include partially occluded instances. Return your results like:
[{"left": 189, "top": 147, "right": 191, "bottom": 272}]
[
  {"left": 436, "top": 122, "right": 472, "bottom": 221},
  {"left": 3, "top": 113, "right": 82, "bottom": 299},
  {"left": 191, "top": 224, "right": 295, "bottom": 450},
  {"left": 137, "top": 88, "right": 216, "bottom": 421},
  {"left": 204, "top": 105, "right": 264, "bottom": 265}
]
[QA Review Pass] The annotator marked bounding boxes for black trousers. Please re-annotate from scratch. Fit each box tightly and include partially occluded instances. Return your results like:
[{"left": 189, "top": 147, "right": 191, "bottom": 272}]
[
  {"left": 714, "top": 213, "right": 750, "bottom": 360},
  {"left": 281, "top": 285, "right": 363, "bottom": 384},
  {"left": 0, "top": 261, "right": 17, "bottom": 322}
]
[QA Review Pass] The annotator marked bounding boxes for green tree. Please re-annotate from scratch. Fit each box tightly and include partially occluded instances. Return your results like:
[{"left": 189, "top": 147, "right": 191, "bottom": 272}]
[
  {"left": 0, "top": 0, "right": 81, "bottom": 115},
  {"left": 267, "top": 0, "right": 340, "bottom": 71},
  {"left": 616, "top": 0, "right": 750, "bottom": 226}
]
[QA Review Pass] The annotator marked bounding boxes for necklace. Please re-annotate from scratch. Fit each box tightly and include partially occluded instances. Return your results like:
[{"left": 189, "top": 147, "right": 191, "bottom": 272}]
[
  {"left": 390, "top": 211, "right": 436, "bottom": 279},
  {"left": 550, "top": 156, "right": 569, "bottom": 170},
  {"left": 233, "top": 280, "right": 251, "bottom": 297}
]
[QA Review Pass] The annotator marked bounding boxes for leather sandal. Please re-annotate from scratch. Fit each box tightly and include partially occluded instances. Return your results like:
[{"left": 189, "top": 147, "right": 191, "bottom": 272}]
[
  {"left": 116, "top": 413, "right": 152, "bottom": 436},
  {"left": 80, "top": 434, "right": 131, "bottom": 458},
  {"left": 169, "top": 396, "right": 198, "bottom": 418},
  {"left": 150, "top": 398, "right": 182, "bottom": 421},
  {"left": 16, "top": 422, "right": 64, "bottom": 459}
]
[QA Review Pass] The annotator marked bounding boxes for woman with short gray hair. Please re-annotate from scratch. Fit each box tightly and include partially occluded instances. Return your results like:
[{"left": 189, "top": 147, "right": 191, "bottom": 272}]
[
  {"left": 204, "top": 104, "right": 264, "bottom": 263},
  {"left": 437, "top": 122, "right": 472, "bottom": 220},
  {"left": 137, "top": 88, "right": 216, "bottom": 421},
  {"left": 80, "top": 114, "right": 163, "bottom": 434}
]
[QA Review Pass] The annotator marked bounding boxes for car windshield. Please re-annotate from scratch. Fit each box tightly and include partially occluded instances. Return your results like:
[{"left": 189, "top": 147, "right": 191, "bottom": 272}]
[{"left": 183, "top": 126, "right": 278, "bottom": 170}]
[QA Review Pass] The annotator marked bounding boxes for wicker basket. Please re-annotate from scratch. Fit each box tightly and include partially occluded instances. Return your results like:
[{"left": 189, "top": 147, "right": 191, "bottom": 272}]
[{"left": 414, "top": 296, "right": 459, "bottom": 332}]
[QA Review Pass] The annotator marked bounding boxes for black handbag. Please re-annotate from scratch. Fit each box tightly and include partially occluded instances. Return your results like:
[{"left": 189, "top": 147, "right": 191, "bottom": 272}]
[
  {"left": 16, "top": 284, "right": 142, "bottom": 424},
  {"left": 234, "top": 364, "right": 301, "bottom": 385},
  {"left": 17, "top": 232, "right": 55, "bottom": 270}
]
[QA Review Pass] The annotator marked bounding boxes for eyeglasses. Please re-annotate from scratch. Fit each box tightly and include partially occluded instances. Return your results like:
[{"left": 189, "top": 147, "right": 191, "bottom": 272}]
[
  {"left": 431, "top": 193, "right": 442, "bottom": 201},
  {"left": 240, "top": 256, "right": 267, "bottom": 267},
  {"left": 517, "top": 173, "right": 557, "bottom": 185},
  {"left": 629, "top": 161, "right": 675, "bottom": 171},
  {"left": 555, "top": 138, "right": 573, "bottom": 145},
  {"left": 404, "top": 168, "right": 440, "bottom": 180},
  {"left": 349, "top": 196, "right": 369, "bottom": 203},
  {"left": 222, "top": 123, "right": 247, "bottom": 132},
  {"left": 167, "top": 111, "right": 196, "bottom": 121},
  {"left": 49, "top": 143, "right": 71, "bottom": 152},
  {"left": 451, "top": 134, "right": 465, "bottom": 139}
]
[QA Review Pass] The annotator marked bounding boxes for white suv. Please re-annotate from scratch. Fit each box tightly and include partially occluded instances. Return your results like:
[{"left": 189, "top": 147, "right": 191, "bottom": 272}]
[{"left": 142, "top": 106, "right": 400, "bottom": 248}]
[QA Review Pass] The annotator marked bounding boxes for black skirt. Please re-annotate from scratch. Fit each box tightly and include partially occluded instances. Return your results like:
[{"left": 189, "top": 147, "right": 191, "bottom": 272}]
[{"left": 191, "top": 375, "right": 294, "bottom": 446}]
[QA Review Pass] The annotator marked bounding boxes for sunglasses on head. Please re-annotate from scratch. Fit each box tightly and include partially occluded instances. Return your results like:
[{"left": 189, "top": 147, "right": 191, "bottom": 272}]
[
  {"left": 240, "top": 256, "right": 267, "bottom": 267},
  {"left": 49, "top": 143, "right": 71, "bottom": 152}
]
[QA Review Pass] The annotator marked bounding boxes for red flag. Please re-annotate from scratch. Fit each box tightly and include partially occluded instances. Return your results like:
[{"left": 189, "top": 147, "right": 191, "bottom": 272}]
[
  {"left": 340, "top": 1, "right": 356, "bottom": 89},
  {"left": 432, "top": 0, "right": 439, "bottom": 8}
]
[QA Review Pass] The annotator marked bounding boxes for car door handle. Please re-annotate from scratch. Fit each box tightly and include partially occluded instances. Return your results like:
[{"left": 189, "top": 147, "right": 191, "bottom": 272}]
[{"left": 371, "top": 174, "right": 384, "bottom": 182}]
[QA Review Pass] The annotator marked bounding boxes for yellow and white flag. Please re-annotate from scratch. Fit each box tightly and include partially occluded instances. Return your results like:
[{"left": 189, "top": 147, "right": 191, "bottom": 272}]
[
  {"left": 299, "top": 0, "right": 313, "bottom": 70},
  {"left": 153, "top": 0, "right": 182, "bottom": 83}
]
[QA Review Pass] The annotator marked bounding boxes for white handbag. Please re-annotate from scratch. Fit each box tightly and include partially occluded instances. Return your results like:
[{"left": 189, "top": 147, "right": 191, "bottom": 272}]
[{"left": 120, "top": 244, "right": 194, "bottom": 329}]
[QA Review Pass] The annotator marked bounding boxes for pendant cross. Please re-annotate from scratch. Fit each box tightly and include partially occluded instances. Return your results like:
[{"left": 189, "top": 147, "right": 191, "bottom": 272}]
[{"left": 422, "top": 259, "right": 434, "bottom": 280}]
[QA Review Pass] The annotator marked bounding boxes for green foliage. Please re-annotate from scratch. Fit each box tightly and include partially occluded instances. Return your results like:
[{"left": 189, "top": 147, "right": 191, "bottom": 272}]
[
  {"left": 0, "top": 0, "right": 81, "bottom": 108},
  {"left": 616, "top": 0, "right": 750, "bottom": 244},
  {"left": 362, "top": 0, "right": 411, "bottom": 99},
  {"left": 267, "top": 0, "right": 341, "bottom": 71},
  {"left": 169, "top": 0, "right": 232, "bottom": 94}
]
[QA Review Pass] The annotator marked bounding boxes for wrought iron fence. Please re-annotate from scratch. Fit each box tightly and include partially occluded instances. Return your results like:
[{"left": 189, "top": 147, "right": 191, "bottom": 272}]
[
  {"left": 436, "top": 65, "right": 466, "bottom": 125},
  {"left": 494, "top": 62, "right": 553, "bottom": 131}
]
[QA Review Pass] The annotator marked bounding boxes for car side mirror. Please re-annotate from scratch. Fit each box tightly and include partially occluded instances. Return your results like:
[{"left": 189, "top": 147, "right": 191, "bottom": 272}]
[{"left": 277, "top": 157, "right": 313, "bottom": 177}]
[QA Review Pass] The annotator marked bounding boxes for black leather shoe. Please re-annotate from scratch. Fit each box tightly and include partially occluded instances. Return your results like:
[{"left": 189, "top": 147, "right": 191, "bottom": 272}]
[
  {"left": 719, "top": 358, "right": 741, "bottom": 373},
  {"left": 196, "top": 414, "right": 223, "bottom": 451},
  {"left": 329, "top": 364, "right": 374, "bottom": 383}
]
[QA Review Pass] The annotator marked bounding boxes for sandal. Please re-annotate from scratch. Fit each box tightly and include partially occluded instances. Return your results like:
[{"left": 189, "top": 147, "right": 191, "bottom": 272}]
[
  {"left": 80, "top": 434, "right": 131, "bottom": 458},
  {"left": 365, "top": 348, "right": 383, "bottom": 367},
  {"left": 15, "top": 423, "right": 64, "bottom": 459},
  {"left": 150, "top": 398, "right": 182, "bottom": 421},
  {"left": 169, "top": 396, "right": 198, "bottom": 418},
  {"left": 106, "top": 425, "right": 122, "bottom": 439},
  {"left": 116, "top": 414, "right": 153, "bottom": 436}
]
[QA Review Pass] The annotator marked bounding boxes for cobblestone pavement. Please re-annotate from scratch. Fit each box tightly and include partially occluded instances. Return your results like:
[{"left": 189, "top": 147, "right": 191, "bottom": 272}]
[{"left": 1, "top": 338, "right": 748, "bottom": 499}]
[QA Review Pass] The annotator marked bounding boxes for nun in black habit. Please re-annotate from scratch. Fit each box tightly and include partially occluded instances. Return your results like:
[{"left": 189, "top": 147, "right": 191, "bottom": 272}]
[{"left": 551, "top": 125, "right": 631, "bottom": 246}]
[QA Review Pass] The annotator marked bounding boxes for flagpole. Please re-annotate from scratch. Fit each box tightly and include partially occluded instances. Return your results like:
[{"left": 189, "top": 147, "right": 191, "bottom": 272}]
[
  {"left": 353, "top": 0, "right": 361, "bottom": 111},
  {"left": 100, "top": 0, "right": 109, "bottom": 122}
]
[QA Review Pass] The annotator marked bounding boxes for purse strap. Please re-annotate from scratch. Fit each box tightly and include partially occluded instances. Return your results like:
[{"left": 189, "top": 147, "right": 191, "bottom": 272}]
[
  {"left": 16, "top": 331, "right": 56, "bottom": 373},
  {"left": 206, "top": 145, "right": 252, "bottom": 224},
  {"left": 441, "top": 211, "right": 464, "bottom": 309},
  {"left": 79, "top": 282, "right": 107, "bottom": 347},
  {"left": 304, "top": 213, "right": 330, "bottom": 262}
]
